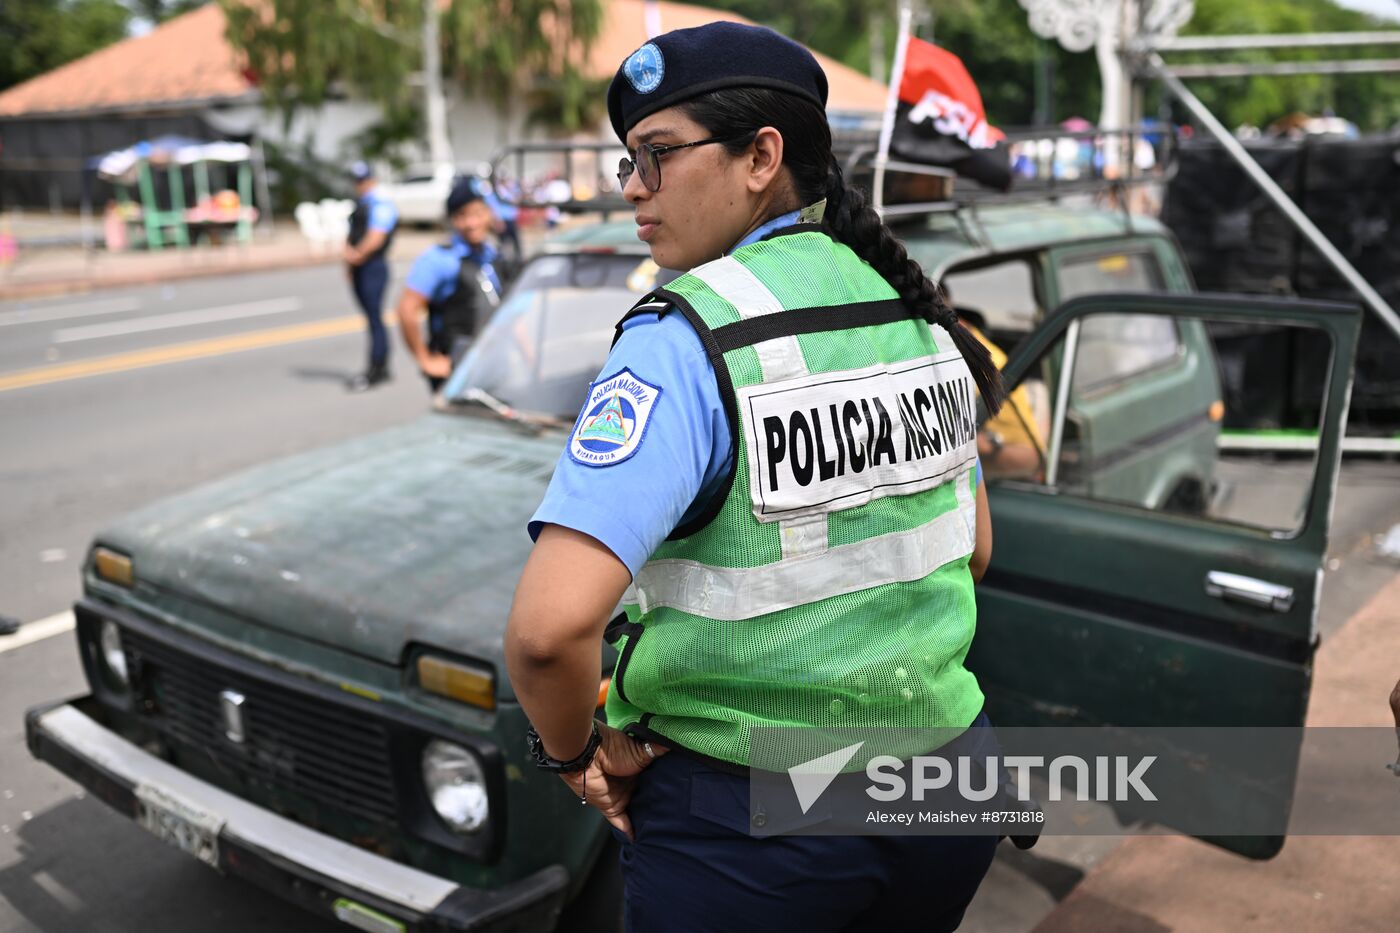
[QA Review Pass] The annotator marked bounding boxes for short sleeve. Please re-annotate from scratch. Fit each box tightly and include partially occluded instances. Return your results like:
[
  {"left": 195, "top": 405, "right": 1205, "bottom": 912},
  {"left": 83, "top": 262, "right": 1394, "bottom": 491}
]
[
  {"left": 405, "top": 249, "right": 453, "bottom": 302},
  {"left": 528, "top": 311, "right": 731, "bottom": 577},
  {"left": 368, "top": 197, "right": 398, "bottom": 232}
]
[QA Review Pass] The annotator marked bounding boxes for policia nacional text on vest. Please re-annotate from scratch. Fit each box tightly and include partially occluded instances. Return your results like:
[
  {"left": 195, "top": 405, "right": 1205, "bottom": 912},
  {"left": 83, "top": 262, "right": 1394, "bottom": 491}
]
[{"left": 604, "top": 223, "right": 984, "bottom": 771}]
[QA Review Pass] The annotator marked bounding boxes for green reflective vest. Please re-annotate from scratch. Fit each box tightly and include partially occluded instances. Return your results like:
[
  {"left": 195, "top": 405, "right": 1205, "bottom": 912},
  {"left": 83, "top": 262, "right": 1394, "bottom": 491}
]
[{"left": 606, "top": 226, "right": 984, "bottom": 769}]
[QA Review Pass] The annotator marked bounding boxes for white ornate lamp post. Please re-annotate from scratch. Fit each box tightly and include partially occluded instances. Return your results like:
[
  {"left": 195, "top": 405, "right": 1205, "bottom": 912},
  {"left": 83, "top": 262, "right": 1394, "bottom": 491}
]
[{"left": 1017, "top": 0, "right": 1194, "bottom": 130}]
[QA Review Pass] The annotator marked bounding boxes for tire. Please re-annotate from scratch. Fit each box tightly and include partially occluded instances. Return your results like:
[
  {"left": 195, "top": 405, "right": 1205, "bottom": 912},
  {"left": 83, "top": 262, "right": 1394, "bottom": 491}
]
[{"left": 1162, "top": 477, "right": 1209, "bottom": 516}]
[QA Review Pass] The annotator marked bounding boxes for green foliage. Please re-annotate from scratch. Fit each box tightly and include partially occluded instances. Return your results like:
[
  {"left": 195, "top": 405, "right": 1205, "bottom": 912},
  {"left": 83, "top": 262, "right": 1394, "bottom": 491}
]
[
  {"left": 702, "top": 0, "right": 1101, "bottom": 127},
  {"left": 0, "top": 0, "right": 131, "bottom": 92},
  {"left": 703, "top": 0, "right": 1400, "bottom": 132},
  {"left": 219, "top": 0, "right": 605, "bottom": 154},
  {"left": 1168, "top": 0, "right": 1400, "bottom": 131},
  {"left": 444, "top": 0, "right": 606, "bottom": 130}
]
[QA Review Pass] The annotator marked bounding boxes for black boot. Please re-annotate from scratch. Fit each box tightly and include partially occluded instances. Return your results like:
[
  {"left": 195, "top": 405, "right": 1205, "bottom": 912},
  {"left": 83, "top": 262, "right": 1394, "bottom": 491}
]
[
  {"left": 0, "top": 615, "right": 20, "bottom": 636},
  {"left": 348, "top": 361, "right": 391, "bottom": 393}
]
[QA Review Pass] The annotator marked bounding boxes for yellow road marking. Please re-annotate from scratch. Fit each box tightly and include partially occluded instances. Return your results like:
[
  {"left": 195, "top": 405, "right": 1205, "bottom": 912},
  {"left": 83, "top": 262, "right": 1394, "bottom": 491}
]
[{"left": 0, "top": 313, "right": 396, "bottom": 394}]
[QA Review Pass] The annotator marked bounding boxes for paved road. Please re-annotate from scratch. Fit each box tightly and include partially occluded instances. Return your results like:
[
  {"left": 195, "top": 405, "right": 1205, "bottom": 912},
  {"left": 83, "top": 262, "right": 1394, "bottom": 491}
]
[
  {"left": 1, "top": 264, "right": 425, "bottom": 932},
  {"left": 1, "top": 265, "right": 1398, "bottom": 932}
]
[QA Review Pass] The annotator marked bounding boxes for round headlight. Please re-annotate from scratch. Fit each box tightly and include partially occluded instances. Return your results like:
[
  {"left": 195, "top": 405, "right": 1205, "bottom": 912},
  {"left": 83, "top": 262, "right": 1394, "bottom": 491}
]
[
  {"left": 99, "top": 619, "right": 129, "bottom": 687},
  {"left": 422, "top": 740, "right": 488, "bottom": 834}
]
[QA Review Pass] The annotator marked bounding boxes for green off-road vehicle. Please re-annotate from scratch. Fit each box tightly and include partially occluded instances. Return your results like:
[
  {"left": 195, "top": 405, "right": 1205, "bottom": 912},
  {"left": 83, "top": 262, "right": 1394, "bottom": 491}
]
[{"left": 27, "top": 175, "right": 1361, "bottom": 930}]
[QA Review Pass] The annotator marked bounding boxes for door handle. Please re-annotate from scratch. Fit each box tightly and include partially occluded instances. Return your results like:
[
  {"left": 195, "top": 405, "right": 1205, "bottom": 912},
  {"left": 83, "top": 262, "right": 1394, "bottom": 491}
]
[{"left": 1205, "top": 571, "right": 1295, "bottom": 613}]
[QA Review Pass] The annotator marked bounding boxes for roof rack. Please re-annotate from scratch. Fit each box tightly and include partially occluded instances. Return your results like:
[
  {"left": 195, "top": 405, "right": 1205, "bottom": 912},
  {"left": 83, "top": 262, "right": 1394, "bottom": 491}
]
[
  {"left": 843, "top": 124, "right": 1179, "bottom": 216},
  {"left": 488, "top": 141, "right": 629, "bottom": 213},
  {"left": 488, "top": 125, "right": 1177, "bottom": 217}
]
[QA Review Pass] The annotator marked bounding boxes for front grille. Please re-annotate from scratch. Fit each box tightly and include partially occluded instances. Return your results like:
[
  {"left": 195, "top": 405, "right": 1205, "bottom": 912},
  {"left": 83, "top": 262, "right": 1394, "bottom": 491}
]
[{"left": 123, "top": 629, "right": 400, "bottom": 825}]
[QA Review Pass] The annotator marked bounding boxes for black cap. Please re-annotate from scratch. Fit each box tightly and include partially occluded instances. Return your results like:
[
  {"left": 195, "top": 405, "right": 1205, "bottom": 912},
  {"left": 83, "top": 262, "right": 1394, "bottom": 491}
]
[
  {"left": 446, "top": 176, "right": 485, "bottom": 216},
  {"left": 607, "top": 22, "right": 828, "bottom": 143},
  {"left": 348, "top": 160, "right": 373, "bottom": 182}
]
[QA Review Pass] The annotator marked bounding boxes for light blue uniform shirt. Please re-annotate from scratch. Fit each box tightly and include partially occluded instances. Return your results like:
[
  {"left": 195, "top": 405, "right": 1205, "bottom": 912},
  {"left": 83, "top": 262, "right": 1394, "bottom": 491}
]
[
  {"left": 405, "top": 236, "right": 501, "bottom": 309},
  {"left": 363, "top": 189, "right": 398, "bottom": 233},
  {"left": 528, "top": 212, "right": 979, "bottom": 577}
]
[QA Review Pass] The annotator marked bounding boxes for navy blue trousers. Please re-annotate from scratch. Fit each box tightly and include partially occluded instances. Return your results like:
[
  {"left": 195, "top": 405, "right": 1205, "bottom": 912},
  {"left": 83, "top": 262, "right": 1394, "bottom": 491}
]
[
  {"left": 351, "top": 257, "right": 390, "bottom": 368},
  {"left": 614, "top": 717, "right": 1001, "bottom": 933}
]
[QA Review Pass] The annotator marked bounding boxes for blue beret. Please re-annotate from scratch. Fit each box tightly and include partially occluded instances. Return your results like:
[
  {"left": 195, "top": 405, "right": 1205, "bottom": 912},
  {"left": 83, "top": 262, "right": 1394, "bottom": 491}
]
[{"left": 608, "top": 22, "right": 829, "bottom": 142}]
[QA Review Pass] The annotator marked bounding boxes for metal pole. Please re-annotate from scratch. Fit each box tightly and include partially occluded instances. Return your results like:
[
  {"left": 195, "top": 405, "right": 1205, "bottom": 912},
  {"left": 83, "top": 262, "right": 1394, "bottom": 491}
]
[
  {"left": 1147, "top": 53, "right": 1400, "bottom": 343},
  {"left": 252, "top": 135, "right": 274, "bottom": 235},
  {"left": 874, "top": 5, "right": 913, "bottom": 213},
  {"left": 423, "top": 0, "right": 452, "bottom": 167},
  {"left": 1166, "top": 58, "right": 1400, "bottom": 79},
  {"left": 1156, "top": 30, "right": 1400, "bottom": 52}
]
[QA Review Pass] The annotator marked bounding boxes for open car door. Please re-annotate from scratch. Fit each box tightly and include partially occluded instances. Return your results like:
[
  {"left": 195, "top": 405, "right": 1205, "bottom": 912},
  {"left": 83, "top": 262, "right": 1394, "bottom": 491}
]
[{"left": 971, "top": 292, "right": 1361, "bottom": 859}]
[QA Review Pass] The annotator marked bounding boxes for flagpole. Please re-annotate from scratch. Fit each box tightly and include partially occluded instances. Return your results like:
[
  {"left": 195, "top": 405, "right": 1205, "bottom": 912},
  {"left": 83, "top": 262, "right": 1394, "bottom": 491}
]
[{"left": 874, "top": 4, "right": 913, "bottom": 213}]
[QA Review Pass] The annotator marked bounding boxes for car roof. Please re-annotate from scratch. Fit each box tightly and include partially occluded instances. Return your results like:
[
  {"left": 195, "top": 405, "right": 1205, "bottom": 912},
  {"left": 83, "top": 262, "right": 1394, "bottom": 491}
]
[
  {"left": 899, "top": 202, "right": 1172, "bottom": 276},
  {"left": 540, "top": 219, "right": 651, "bottom": 255},
  {"left": 539, "top": 202, "right": 1171, "bottom": 267}
]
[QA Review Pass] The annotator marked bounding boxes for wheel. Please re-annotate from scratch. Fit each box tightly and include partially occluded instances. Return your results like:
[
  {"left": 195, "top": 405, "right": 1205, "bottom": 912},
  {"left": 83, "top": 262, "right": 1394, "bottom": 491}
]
[{"left": 1162, "top": 477, "right": 1209, "bottom": 516}]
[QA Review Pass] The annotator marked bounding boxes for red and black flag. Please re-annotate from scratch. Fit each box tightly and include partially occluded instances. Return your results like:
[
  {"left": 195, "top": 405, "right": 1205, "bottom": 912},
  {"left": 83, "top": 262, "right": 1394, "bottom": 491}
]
[{"left": 887, "top": 37, "right": 1012, "bottom": 192}]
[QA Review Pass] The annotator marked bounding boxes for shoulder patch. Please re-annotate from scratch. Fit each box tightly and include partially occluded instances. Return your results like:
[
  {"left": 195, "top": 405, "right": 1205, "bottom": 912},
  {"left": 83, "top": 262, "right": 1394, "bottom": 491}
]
[{"left": 569, "top": 368, "right": 663, "bottom": 467}]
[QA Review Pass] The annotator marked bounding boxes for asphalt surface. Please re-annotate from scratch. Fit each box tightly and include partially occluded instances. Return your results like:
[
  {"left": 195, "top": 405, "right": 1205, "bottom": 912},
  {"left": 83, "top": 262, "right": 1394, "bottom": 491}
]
[
  {"left": 1, "top": 264, "right": 425, "bottom": 932},
  {"left": 1, "top": 264, "right": 1398, "bottom": 932}
]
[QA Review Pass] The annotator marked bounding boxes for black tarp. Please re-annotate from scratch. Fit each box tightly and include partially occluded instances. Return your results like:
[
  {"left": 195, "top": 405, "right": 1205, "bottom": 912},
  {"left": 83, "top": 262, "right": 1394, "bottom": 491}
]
[{"left": 1162, "top": 134, "right": 1400, "bottom": 430}]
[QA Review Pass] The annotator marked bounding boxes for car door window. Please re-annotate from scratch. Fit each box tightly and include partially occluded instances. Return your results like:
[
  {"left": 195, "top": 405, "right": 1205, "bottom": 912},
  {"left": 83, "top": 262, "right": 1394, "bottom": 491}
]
[
  {"left": 1057, "top": 249, "right": 1165, "bottom": 301},
  {"left": 989, "top": 310, "right": 1335, "bottom": 534}
]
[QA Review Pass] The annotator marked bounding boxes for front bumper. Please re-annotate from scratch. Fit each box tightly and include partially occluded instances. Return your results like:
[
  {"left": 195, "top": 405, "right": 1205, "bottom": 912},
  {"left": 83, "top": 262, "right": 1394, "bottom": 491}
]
[{"left": 26, "top": 697, "right": 568, "bottom": 933}]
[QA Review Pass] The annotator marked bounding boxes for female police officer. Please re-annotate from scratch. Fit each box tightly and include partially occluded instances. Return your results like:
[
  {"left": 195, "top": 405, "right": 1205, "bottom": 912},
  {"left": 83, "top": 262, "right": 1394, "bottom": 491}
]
[{"left": 505, "top": 21, "right": 1003, "bottom": 932}]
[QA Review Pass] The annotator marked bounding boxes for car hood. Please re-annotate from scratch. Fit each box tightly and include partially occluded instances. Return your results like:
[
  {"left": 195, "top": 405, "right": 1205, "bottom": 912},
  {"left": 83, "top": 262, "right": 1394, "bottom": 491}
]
[{"left": 98, "top": 413, "right": 564, "bottom": 674}]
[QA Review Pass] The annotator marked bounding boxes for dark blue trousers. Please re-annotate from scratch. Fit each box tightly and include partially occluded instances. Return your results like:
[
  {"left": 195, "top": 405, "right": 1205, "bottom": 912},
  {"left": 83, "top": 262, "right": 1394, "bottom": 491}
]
[
  {"left": 615, "top": 716, "right": 1001, "bottom": 933},
  {"left": 351, "top": 257, "right": 390, "bottom": 368}
]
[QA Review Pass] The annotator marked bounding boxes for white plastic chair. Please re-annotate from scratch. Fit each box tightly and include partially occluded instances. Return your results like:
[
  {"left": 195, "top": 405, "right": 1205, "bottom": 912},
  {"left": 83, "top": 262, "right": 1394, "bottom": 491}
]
[
  {"left": 318, "top": 198, "right": 354, "bottom": 244},
  {"left": 293, "top": 201, "right": 327, "bottom": 253}
]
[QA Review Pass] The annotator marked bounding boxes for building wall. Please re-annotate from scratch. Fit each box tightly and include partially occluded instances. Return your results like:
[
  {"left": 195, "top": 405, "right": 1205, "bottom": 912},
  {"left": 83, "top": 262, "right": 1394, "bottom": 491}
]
[{"left": 0, "top": 111, "right": 219, "bottom": 210}]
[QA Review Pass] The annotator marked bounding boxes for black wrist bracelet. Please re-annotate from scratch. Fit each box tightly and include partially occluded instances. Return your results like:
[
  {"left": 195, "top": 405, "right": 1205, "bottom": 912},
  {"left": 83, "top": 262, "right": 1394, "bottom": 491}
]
[{"left": 526, "top": 721, "right": 602, "bottom": 773}]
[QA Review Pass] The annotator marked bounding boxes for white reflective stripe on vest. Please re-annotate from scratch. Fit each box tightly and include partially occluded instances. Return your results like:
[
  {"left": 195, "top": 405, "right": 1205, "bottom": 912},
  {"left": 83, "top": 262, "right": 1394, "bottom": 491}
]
[
  {"left": 688, "top": 256, "right": 806, "bottom": 382},
  {"left": 687, "top": 255, "right": 827, "bottom": 552},
  {"left": 633, "top": 466, "right": 976, "bottom": 622},
  {"left": 779, "top": 512, "right": 828, "bottom": 560}
]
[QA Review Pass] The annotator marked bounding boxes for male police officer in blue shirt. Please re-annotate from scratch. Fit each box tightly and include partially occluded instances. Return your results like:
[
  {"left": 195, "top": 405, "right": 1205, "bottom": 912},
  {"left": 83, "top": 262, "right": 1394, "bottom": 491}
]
[
  {"left": 394, "top": 177, "right": 503, "bottom": 393},
  {"left": 344, "top": 161, "right": 399, "bottom": 392}
]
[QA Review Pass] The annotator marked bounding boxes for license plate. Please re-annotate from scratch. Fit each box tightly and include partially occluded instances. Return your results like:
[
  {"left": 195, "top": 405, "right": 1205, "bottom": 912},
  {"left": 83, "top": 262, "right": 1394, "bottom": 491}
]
[{"left": 135, "top": 783, "right": 225, "bottom": 868}]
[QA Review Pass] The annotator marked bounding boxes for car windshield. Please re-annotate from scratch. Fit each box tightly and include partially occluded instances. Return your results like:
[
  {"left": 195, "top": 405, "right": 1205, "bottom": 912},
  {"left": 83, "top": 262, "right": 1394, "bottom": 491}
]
[{"left": 445, "top": 252, "right": 666, "bottom": 420}]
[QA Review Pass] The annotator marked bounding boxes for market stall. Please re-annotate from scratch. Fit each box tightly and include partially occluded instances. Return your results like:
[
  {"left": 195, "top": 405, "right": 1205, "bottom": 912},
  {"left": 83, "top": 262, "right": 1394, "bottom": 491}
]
[{"left": 92, "top": 136, "right": 259, "bottom": 250}]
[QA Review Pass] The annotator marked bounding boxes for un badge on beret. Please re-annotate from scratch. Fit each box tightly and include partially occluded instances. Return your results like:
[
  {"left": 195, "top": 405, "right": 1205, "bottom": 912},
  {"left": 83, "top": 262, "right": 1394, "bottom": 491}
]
[
  {"left": 569, "top": 368, "right": 663, "bottom": 467},
  {"left": 624, "top": 43, "right": 665, "bottom": 94}
]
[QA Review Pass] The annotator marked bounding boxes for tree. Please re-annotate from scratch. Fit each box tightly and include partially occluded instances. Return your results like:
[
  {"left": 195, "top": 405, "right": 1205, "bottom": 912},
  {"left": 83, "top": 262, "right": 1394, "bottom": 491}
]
[
  {"left": 702, "top": 0, "right": 1101, "bottom": 128},
  {"left": 1168, "top": 0, "right": 1400, "bottom": 131},
  {"left": 703, "top": 0, "right": 1400, "bottom": 133},
  {"left": 219, "top": 0, "right": 606, "bottom": 157},
  {"left": 0, "top": 0, "right": 131, "bottom": 92}
]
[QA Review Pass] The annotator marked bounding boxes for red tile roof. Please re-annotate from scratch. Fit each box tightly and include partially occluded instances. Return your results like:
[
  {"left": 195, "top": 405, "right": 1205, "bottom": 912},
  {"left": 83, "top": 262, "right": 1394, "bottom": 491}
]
[
  {"left": 0, "top": 0, "right": 885, "bottom": 119},
  {"left": 0, "top": 5, "right": 253, "bottom": 118}
]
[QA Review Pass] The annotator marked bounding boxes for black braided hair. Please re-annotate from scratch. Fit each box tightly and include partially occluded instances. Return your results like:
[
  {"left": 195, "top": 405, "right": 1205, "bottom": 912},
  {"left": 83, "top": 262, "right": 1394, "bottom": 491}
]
[{"left": 681, "top": 89, "right": 1003, "bottom": 414}]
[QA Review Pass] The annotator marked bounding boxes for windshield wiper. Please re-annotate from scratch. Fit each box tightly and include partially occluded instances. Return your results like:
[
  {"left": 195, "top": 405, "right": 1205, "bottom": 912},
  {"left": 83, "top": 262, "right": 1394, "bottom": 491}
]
[{"left": 444, "top": 387, "right": 570, "bottom": 431}]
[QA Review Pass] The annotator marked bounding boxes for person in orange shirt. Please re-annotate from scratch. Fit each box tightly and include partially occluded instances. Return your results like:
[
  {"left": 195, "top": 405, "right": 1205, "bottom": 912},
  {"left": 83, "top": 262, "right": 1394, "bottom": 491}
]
[{"left": 942, "top": 293, "right": 1045, "bottom": 480}]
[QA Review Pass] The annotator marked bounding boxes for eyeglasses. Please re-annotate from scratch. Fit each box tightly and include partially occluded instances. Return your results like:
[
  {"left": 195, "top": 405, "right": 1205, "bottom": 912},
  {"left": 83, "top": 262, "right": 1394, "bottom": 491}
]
[{"left": 617, "top": 132, "right": 757, "bottom": 193}]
